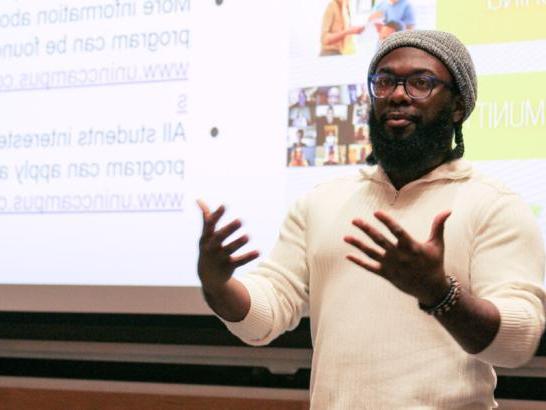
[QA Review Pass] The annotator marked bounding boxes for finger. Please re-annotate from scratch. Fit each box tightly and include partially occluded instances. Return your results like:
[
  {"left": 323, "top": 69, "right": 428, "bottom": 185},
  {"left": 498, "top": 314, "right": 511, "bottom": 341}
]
[
  {"left": 209, "top": 204, "right": 226, "bottom": 226},
  {"left": 429, "top": 210, "right": 452, "bottom": 244},
  {"left": 374, "top": 211, "right": 414, "bottom": 249},
  {"left": 231, "top": 250, "right": 260, "bottom": 268},
  {"left": 346, "top": 254, "right": 381, "bottom": 274},
  {"left": 211, "top": 219, "right": 242, "bottom": 247},
  {"left": 201, "top": 204, "right": 226, "bottom": 237},
  {"left": 352, "top": 219, "right": 395, "bottom": 250},
  {"left": 197, "top": 199, "right": 211, "bottom": 231},
  {"left": 344, "top": 236, "right": 384, "bottom": 262},
  {"left": 222, "top": 234, "right": 249, "bottom": 255},
  {"left": 197, "top": 199, "right": 214, "bottom": 239},
  {"left": 196, "top": 199, "right": 211, "bottom": 218}
]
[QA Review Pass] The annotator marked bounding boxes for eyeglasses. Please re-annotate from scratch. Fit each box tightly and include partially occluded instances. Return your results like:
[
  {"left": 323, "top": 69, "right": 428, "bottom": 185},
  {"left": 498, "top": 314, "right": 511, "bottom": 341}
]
[{"left": 368, "top": 73, "right": 454, "bottom": 100}]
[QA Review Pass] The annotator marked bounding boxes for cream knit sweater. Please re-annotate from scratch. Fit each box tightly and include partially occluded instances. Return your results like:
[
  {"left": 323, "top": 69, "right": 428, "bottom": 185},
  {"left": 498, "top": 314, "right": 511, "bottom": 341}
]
[{"left": 223, "top": 159, "right": 546, "bottom": 409}]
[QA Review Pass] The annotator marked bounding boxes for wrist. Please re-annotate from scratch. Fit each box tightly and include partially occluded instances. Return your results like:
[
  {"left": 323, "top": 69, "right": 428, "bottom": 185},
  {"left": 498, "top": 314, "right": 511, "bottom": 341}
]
[
  {"left": 419, "top": 276, "right": 451, "bottom": 307},
  {"left": 419, "top": 275, "right": 462, "bottom": 316},
  {"left": 202, "top": 278, "right": 230, "bottom": 297}
]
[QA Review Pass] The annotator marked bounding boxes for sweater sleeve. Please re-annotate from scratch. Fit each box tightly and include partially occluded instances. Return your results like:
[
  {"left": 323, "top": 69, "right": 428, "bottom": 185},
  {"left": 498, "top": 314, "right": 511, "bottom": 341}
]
[
  {"left": 470, "top": 192, "right": 546, "bottom": 368},
  {"left": 220, "top": 196, "right": 310, "bottom": 346}
]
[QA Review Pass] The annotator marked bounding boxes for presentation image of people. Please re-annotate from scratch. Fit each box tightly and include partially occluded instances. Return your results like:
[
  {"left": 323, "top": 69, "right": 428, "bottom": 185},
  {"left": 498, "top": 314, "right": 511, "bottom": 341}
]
[
  {"left": 287, "top": 84, "right": 374, "bottom": 167},
  {"left": 290, "top": 0, "right": 436, "bottom": 59}
]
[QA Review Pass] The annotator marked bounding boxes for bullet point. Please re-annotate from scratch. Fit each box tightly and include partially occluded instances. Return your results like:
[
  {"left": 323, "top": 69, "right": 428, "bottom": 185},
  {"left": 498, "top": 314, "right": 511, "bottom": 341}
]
[
  {"left": 215, "top": 0, "right": 223, "bottom": 5},
  {"left": 210, "top": 127, "right": 219, "bottom": 137}
]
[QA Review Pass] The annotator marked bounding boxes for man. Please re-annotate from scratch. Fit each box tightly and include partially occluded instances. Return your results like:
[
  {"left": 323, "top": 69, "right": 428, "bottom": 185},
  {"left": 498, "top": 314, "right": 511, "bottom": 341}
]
[
  {"left": 322, "top": 145, "right": 339, "bottom": 166},
  {"left": 292, "top": 129, "right": 308, "bottom": 148},
  {"left": 197, "top": 31, "right": 545, "bottom": 408},
  {"left": 379, "top": 19, "right": 404, "bottom": 41},
  {"left": 317, "top": 105, "right": 342, "bottom": 146},
  {"left": 370, "top": 0, "right": 416, "bottom": 41}
]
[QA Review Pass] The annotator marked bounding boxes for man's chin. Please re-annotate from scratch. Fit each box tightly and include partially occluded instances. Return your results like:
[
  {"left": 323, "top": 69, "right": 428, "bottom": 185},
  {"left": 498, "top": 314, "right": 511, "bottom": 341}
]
[{"left": 382, "top": 122, "right": 416, "bottom": 140}]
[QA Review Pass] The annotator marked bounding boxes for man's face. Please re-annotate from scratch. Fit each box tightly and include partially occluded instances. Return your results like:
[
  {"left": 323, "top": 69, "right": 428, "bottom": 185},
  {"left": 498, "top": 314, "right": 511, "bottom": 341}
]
[
  {"left": 368, "top": 47, "right": 464, "bottom": 174},
  {"left": 371, "top": 47, "right": 462, "bottom": 139}
]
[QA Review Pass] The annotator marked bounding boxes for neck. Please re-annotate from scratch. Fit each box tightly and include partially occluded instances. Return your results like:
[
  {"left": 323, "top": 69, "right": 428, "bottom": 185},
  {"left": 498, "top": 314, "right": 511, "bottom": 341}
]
[{"left": 383, "top": 155, "right": 447, "bottom": 190}]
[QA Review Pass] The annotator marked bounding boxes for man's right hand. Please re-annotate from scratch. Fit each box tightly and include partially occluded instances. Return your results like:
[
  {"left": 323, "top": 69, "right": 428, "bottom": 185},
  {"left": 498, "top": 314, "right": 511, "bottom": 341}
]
[{"left": 197, "top": 199, "right": 259, "bottom": 296}]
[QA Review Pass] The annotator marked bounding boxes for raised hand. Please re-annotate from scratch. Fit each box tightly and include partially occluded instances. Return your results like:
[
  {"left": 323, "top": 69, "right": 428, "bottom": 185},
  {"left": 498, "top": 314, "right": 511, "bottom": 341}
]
[
  {"left": 197, "top": 199, "right": 259, "bottom": 294},
  {"left": 344, "top": 210, "right": 452, "bottom": 306}
]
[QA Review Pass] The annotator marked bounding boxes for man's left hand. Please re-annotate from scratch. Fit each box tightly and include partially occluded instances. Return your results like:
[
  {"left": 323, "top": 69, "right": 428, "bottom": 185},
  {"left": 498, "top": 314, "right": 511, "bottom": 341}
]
[{"left": 344, "top": 210, "right": 452, "bottom": 306}]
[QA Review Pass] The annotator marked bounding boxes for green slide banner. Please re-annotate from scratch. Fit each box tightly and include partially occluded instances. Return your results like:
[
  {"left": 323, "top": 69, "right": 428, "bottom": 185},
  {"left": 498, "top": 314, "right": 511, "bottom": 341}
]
[
  {"left": 437, "top": 0, "right": 546, "bottom": 45},
  {"left": 464, "top": 71, "right": 546, "bottom": 160}
]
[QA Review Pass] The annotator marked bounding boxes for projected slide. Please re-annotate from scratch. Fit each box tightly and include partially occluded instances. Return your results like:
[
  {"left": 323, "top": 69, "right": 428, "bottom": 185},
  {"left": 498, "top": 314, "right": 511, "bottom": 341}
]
[
  {"left": 1, "top": 0, "right": 546, "bottom": 298},
  {"left": 287, "top": 84, "right": 373, "bottom": 167}
]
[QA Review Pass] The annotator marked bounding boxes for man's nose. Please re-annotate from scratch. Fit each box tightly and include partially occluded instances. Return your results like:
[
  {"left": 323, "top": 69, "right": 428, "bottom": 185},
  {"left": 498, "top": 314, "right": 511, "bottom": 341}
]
[{"left": 390, "top": 81, "right": 411, "bottom": 103}]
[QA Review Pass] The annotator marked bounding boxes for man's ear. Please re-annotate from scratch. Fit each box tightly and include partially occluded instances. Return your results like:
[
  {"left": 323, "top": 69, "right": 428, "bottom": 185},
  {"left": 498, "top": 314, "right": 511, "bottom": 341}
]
[{"left": 452, "top": 94, "right": 465, "bottom": 123}]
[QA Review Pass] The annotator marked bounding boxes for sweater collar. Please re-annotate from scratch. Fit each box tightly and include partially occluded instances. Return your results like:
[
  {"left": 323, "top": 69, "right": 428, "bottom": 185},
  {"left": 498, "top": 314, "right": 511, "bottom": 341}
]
[{"left": 359, "top": 159, "right": 473, "bottom": 188}]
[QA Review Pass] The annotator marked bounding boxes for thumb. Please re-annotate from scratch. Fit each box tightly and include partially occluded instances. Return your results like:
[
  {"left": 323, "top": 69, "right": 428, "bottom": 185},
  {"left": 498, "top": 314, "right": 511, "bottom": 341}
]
[{"left": 428, "top": 210, "right": 452, "bottom": 245}]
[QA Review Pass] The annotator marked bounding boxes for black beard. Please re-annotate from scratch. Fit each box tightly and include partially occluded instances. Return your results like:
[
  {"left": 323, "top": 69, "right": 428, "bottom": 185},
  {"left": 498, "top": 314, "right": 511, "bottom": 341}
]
[{"left": 369, "top": 105, "right": 455, "bottom": 177}]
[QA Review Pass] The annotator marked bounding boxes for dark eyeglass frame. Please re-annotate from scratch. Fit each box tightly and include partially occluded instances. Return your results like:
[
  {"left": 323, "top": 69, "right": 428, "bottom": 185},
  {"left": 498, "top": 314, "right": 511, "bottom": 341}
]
[{"left": 368, "top": 73, "right": 454, "bottom": 100}]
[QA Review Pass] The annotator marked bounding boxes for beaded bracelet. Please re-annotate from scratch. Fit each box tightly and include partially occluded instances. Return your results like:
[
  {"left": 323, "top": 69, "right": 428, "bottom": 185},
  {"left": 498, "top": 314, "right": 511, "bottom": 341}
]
[{"left": 418, "top": 275, "right": 461, "bottom": 316}]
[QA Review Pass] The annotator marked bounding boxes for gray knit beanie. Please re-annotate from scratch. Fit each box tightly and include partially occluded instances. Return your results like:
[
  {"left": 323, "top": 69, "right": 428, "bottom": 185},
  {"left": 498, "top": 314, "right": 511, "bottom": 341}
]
[{"left": 368, "top": 30, "right": 477, "bottom": 122}]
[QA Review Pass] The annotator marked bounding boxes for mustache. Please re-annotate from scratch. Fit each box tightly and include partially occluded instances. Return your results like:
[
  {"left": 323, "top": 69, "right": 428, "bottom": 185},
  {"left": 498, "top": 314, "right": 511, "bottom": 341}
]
[{"left": 379, "top": 111, "right": 420, "bottom": 123}]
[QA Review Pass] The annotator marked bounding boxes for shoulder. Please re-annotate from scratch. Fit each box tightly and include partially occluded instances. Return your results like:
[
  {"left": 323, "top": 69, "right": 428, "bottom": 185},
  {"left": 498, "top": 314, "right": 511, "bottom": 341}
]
[
  {"left": 373, "top": 1, "right": 388, "bottom": 11},
  {"left": 460, "top": 168, "right": 515, "bottom": 199},
  {"left": 457, "top": 168, "right": 536, "bottom": 226},
  {"left": 397, "top": 0, "right": 413, "bottom": 8},
  {"left": 401, "top": 0, "right": 416, "bottom": 14},
  {"left": 324, "top": 2, "right": 338, "bottom": 15}
]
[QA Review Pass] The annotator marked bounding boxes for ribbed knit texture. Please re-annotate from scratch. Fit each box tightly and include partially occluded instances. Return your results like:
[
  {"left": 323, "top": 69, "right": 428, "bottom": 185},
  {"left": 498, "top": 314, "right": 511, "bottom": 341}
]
[
  {"left": 223, "top": 160, "right": 545, "bottom": 409},
  {"left": 368, "top": 30, "right": 478, "bottom": 121},
  {"left": 219, "top": 276, "right": 275, "bottom": 343}
]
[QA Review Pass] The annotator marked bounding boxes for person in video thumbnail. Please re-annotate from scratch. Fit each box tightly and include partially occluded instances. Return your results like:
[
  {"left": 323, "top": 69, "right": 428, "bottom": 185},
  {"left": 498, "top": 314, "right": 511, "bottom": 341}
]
[
  {"left": 288, "top": 146, "right": 309, "bottom": 167},
  {"left": 351, "top": 91, "right": 371, "bottom": 126},
  {"left": 323, "top": 145, "right": 339, "bottom": 166},
  {"left": 370, "top": 0, "right": 415, "bottom": 41},
  {"left": 320, "top": 0, "right": 365, "bottom": 56},
  {"left": 292, "top": 129, "right": 308, "bottom": 148},
  {"left": 317, "top": 105, "right": 343, "bottom": 145},
  {"left": 379, "top": 20, "right": 404, "bottom": 41}
]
